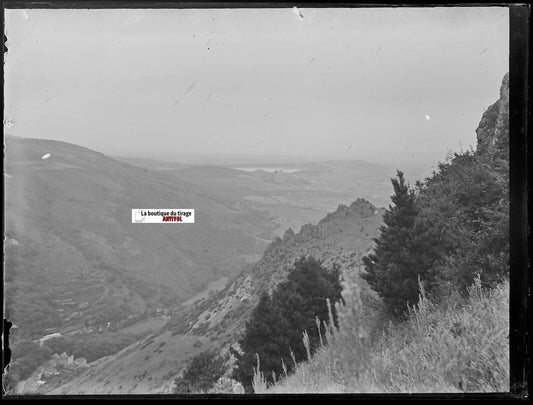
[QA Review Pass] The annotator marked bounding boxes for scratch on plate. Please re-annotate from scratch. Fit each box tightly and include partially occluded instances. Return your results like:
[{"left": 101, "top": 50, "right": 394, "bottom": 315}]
[{"left": 173, "top": 80, "right": 198, "bottom": 105}]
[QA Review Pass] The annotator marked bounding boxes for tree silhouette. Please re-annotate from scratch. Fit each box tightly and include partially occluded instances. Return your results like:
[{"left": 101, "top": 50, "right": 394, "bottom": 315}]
[
  {"left": 232, "top": 256, "right": 343, "bottom": 392},
  {"left": 361, "top": 171, "right": 425, "bottom": 317}
]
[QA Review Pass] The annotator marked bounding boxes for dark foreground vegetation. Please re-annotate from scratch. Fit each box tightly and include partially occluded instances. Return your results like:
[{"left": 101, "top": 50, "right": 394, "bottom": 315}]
[{"left": 239, "top": 74, "right": 509, "bottom": 393}]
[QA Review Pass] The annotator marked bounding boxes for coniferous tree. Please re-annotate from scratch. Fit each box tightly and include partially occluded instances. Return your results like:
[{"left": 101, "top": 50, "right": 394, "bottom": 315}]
[
  {"left": 361, "top": 171, "right": 427, "bottom": 317},
  {"left": 232, "top": 256, "right": 343, "bottom": 392},
  {"left": 231, "top": 292, "right": 282, "bottom": 392}
]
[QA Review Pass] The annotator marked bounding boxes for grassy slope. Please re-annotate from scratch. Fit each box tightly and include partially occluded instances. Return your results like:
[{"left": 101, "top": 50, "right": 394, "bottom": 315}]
[{"left": 254, "top": 275, "right": 509, "bottom": 393}]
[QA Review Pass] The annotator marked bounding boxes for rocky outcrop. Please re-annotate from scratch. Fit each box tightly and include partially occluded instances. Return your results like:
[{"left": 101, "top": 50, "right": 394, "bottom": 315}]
[
  {"left": 476, "top": 73, "right": 509, "bottom": 159},
  {"left": 282, "top": 227, "right": 295, "bottom": 242},
  {"left": 167, "top": 198, "right": 385, "bottom": 343}
]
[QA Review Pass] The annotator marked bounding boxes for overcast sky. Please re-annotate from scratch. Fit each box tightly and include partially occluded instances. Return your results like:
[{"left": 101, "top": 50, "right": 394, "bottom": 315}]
[{"left": 4, "top": 7, "right": 508, "bottom": 169}]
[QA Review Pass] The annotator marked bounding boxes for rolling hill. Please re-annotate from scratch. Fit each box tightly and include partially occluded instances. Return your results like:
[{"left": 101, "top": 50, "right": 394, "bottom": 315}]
[{"left": 4, "top": 137, "right": 275, "bottom": 339}]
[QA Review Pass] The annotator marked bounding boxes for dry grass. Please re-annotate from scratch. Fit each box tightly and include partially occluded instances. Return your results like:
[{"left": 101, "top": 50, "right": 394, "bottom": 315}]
[{"left": 253, "top": 274, "right": 509, "bottom": 394}]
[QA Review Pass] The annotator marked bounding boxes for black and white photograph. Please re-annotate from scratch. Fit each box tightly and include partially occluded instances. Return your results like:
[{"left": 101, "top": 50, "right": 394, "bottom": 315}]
[{"left": 2, "top": 4, "right": 527, "bottom": 397}]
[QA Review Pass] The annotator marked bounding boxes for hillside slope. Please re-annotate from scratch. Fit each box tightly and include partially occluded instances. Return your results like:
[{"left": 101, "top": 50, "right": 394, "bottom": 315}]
[
  {"left": 4, "top": 137, "right": 274, "bottom": 338},
  {"left": 256, "top": 278, "right": 509, "bottom": 394},
  {"left": 254, "top": 73, "right": 511, "bottom": 394},
  {"left": 38, "top": 198, "right": 384, "bottom": 394}
]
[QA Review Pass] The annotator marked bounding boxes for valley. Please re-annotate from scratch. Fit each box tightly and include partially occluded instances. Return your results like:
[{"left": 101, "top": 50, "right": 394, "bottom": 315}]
[
  {"left": 15, "top": 199, "right": 385, "bottom": 394},
  {"left": 4, "top": 137, "right": 395, "bottom": 394}
]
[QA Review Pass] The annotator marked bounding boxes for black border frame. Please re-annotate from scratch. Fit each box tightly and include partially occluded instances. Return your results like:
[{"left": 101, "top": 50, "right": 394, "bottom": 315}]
[{"left": 1, "top": 2, "right": 529, "bottom": 400}]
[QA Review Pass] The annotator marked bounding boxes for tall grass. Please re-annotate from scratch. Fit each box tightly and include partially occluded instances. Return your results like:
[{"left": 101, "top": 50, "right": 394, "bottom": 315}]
[{"left": 253, "top": 273, "right": 509, "bottom": 394}]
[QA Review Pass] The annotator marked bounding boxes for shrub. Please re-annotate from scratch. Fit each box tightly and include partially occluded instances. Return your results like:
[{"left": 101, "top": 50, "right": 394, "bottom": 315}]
[
  {"left": 418, "top": 153, "right": 509, "bottom": 295},
  {"left": 6, "top": 340, "right": 53, "bottom": 384},
  {"left": 174, "top": 350, "right": 226, "bottom": 393}
]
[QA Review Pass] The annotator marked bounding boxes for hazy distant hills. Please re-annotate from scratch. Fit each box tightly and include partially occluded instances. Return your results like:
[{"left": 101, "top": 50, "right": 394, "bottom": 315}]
[
  {"left": 143, "top": 157, "right": 396, "bottom": 238},
  {"left": 41, "top": 199, "right": 384, "bottom": 394},
  {"left": 4, "top": 137, "right": 275, "bottom": 338}
]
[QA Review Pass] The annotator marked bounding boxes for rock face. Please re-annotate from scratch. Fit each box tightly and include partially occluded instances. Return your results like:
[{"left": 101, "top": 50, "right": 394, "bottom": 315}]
[{"left": 476, "top": 73, "right": 509, "bottom": 159}]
